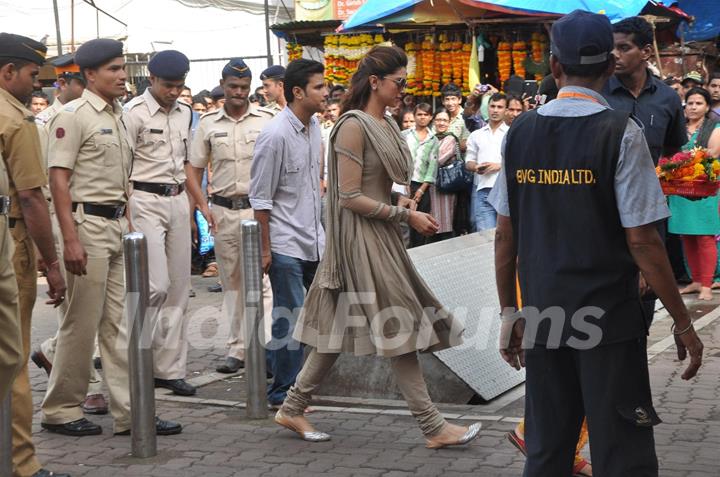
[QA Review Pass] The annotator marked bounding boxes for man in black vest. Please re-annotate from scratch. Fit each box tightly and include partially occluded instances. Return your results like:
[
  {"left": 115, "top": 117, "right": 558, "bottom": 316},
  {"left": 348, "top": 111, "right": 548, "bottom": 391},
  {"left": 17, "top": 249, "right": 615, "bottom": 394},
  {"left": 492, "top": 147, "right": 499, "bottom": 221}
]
[{"left": 489, "top": 10, "right": 704, "bottom": 477}]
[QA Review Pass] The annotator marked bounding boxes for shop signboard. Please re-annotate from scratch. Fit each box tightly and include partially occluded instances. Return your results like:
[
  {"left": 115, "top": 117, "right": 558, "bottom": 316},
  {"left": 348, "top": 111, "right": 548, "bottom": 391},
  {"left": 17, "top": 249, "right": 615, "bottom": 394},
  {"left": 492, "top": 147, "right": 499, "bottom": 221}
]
[{"left": 295, "top": 0, "right": 365, "bottom": 21}]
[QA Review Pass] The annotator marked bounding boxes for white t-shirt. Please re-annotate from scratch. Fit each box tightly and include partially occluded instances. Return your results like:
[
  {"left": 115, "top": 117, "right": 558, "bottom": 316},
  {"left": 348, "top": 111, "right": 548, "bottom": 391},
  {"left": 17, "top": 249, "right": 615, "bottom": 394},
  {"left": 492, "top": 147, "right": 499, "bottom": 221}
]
[{"left": 465, "top": 122, "right": 509, "bottom": 190}]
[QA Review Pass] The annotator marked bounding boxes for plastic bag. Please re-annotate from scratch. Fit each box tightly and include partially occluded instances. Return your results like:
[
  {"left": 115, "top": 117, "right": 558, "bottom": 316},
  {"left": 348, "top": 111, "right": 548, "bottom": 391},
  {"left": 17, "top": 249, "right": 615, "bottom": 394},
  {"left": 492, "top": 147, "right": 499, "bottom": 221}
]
[{"left": 195, "top": 208, "right": 214, "bottom": 255}]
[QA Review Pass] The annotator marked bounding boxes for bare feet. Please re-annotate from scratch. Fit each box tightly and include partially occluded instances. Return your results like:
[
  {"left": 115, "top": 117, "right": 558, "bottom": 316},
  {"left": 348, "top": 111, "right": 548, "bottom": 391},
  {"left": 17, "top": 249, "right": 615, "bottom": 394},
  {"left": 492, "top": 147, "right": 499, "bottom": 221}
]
[
  {"left": 425, "top": 422, "right": 482, "bottom": 449},
  {"left": 712, "top": 282, "right": 720, "bottom": 290},
  {"left": 698, "top": 287, "right": 713, "bottom": 301},
  {"left": 679, "top": 282, "right": 702, "bottom": 295}
]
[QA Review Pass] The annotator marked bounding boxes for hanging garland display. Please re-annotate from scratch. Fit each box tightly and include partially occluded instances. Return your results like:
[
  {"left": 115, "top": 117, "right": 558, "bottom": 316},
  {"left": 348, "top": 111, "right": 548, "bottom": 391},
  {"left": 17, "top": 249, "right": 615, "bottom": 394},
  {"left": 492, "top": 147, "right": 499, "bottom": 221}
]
[
  {"left": 403, "top": 32, "right": 471, "bottom": 97},
  {"left": 497, "top": 41, "right": 512, "bottom": 83},
  {"left": 319, "top": 30, "right": 548, "bottom": 96},
  {"left": 286, "top": 42, "right": 303, "bottom": 62},
  {"left": 438, "top": 33, "right": 452, "bottom": 92},
  {"left": 405, "top": 40, "right": 418, "bottom": 95},
  {"left": 420, "top": 34, "right": 434, "bottom": 95},
  {"left": 512, "top": 41, "right": 527, "bottom": 79},
  {"left": 461, "top": 41, "right": 472, "bottom": 96},
  {"left": 323, "top": 33, "right": 385, "bottom": 86}
]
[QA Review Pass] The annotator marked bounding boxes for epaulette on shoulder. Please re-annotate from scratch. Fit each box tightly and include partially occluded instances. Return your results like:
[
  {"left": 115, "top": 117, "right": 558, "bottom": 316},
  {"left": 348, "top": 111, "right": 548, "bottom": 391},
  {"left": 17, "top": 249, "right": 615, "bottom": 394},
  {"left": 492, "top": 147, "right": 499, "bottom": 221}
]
[
  {"left": 178, "top": 100, "right": 193, "bottom": 116},
  {"left": 200, "top": 109, "right": 221, "bottom": 119},
  {"left": 256, "top": 106, "right": 277, "bottom": 116},
  {"left": 123, "top": 95, "right": 146, "bottom": 112},
  {"left": 61, "top": 97, "right": 88, "bottom": 114}
]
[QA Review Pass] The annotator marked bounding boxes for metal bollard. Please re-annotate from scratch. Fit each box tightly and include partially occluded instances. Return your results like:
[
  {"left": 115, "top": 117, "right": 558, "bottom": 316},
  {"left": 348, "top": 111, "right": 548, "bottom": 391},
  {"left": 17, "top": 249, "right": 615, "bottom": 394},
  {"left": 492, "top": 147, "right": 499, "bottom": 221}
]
[
  {"left": 0, "top": 393, "right": 11, "bottom": 476},
  {"left": 241, "top": 220, "right": 268, "bottom": 419},
  {"left": 123, "top": 232, "right": 157, "bottom": 458}
]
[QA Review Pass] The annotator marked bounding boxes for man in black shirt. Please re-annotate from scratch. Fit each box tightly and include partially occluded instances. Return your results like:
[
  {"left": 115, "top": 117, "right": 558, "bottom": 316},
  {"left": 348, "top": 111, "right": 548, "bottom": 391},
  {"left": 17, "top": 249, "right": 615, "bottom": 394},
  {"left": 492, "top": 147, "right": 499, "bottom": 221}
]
[
  {"left": 603, "top": 16, "right": 686, "bottom": 165},
  {"left": 603, "top": 16, "right": 689, "bottom": 312}
]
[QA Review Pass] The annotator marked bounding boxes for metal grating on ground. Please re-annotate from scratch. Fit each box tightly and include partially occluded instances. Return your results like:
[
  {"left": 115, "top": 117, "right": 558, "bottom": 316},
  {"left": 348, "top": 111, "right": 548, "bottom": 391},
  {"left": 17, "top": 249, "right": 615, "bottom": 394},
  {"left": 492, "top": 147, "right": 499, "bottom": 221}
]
[{"left": 409, "top": 231, "right": 526, "bottom": 400}]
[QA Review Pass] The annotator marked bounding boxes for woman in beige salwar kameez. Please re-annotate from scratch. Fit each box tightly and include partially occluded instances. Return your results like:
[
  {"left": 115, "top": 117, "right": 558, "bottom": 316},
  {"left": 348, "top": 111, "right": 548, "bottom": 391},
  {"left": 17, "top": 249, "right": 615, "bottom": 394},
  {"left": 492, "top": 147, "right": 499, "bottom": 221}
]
[{"left": 275, "top": 46, "right": 481, "bottom": 449}]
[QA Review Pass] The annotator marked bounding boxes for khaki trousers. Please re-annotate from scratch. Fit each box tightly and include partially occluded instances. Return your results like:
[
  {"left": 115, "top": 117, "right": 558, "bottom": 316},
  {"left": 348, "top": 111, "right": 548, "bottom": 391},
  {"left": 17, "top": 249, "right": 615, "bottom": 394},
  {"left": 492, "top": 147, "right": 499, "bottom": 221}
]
[
  {"left": 40, "top": 208, "right": 103, "bottom": 395},
  {"left": 282, "top": 348, "right": 446, "bottom": 437},
  {"left": 129, "top": 190, "right": 191, "bottom": 380},
  {"left": 0, "top": 217, "right": 21, "bottom": 402},
  {"left": 10, "top": 221, "right": 41, "bottom": 476},
  {"left": 41, "top": 214, "right": 131, "bottom": 433},
  {"left": 212, "top": 205, "right": 272, "bottom": 360}
]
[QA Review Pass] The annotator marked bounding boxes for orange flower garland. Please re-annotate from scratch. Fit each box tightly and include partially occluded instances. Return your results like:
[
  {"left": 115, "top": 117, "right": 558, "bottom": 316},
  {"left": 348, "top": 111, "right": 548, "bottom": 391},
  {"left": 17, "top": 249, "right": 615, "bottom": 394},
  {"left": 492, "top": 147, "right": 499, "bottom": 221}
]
[
  {"left": 421, "top": 35, "right": 434, "bottom": 95},
  {"left": 461, "top": 41, "right": 471, "bottom": 95},
  {"left": 451, "top": 36, "right": 463, "bottom": 87},
  {"left": 498, "top": 41, "right": 512, "bottom": 83},
  {"left": 438, "top": 33, "right": 452, "bottom": 91},
  {"left": 512, "top": 41, "right": 527, "bottom": 79}
]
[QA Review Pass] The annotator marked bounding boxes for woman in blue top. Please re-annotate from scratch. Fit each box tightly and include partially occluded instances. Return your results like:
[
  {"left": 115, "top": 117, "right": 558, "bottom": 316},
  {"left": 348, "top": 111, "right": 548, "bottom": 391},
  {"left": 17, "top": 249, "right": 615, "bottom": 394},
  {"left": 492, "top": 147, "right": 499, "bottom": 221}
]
[{"left": 669, "top": 87, "right": 720, "bottom": 300}]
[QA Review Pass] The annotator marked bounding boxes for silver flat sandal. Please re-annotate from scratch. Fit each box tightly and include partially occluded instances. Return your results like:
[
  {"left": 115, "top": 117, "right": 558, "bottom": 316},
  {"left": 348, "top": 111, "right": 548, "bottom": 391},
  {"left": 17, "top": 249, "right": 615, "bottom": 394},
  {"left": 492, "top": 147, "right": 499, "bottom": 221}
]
[
  {"left": 275, "top": 410, "right": 331, "bottom": 442},
  {"left": 426, "top": 422, "right": 482, "bottom": 449}
]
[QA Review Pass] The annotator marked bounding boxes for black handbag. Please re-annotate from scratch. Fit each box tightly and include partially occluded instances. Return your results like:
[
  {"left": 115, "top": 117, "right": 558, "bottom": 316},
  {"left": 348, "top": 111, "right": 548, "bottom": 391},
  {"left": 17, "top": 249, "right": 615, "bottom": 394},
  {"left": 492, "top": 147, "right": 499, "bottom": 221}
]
[{"left": 436, "top": 140, "right": 474, "bottom": 192}]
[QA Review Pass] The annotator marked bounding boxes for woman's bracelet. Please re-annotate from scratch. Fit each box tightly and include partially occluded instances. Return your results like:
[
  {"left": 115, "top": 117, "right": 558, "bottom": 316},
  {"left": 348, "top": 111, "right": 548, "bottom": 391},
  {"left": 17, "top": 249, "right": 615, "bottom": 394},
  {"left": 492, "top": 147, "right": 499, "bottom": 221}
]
[{"left": 671, "top": 320, "right": 694, "bottom": 336}]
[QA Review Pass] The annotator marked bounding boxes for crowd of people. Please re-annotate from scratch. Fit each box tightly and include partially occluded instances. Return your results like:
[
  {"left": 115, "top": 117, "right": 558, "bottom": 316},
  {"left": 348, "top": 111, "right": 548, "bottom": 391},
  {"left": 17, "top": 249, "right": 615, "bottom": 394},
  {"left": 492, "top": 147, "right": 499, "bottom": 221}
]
[{"left": 0, "top": 8, "right": 712, "bottom": 477}]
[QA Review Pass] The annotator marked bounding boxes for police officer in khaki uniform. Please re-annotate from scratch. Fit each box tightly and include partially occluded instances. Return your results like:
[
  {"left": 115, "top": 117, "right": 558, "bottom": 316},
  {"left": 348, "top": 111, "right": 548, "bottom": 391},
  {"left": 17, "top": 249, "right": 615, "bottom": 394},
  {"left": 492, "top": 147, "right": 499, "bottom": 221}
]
[
  {"left": 260, "top": 65, "right": 286, "bottom": 112},
  {"left": 31, "top": 53, "right": 109, "bottom": 416},
  {"left": 188, "top": 59, "right": 274, "bottom": 373},
  {"left": 41, "top": 38, "right": 181, "bottom": 437},
  {"left": 123, "top": 50, "right": 196, "bottom": 396},
  {"left": 0, "top": 117, "right": 20, "bottom": 404},
  {"left": 0, "top": 32, "right": 69, "bottom": 477}
]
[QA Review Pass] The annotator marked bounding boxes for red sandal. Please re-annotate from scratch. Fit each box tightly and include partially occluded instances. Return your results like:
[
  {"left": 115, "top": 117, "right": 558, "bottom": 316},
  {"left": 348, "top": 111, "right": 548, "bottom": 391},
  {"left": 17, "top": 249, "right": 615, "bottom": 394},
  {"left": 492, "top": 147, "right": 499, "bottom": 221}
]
[
  {"left": 506, "top": 430, "right": 527, "bottom": 456},
  {"left": 573, "top": 458, "right": 593, "bottom": 477}
]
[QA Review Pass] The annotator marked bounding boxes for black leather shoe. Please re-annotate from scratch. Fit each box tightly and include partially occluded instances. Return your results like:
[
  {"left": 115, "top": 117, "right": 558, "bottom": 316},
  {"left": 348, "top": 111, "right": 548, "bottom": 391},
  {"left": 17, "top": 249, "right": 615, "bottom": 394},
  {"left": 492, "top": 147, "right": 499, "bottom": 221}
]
[
  {"left": 154, "top": 378, "right": 197, "bottom": 396},
  {"left": 32, "top": 469, "right": 71, "bottom": 477},
  {"left": 208, "top": 283, "right": 222, "bottom": 293},
  {"left": 31, "top": 350, "right": 52, "bottom": 376},
  {"left": 216, "top": 356, "right": 244, "bottom": 373},
  {"left": 114, "top": 416, "right": 182, "bottom": 436},
  {"left": 41, "top": 418, "right": 101, "bottom": 436}
]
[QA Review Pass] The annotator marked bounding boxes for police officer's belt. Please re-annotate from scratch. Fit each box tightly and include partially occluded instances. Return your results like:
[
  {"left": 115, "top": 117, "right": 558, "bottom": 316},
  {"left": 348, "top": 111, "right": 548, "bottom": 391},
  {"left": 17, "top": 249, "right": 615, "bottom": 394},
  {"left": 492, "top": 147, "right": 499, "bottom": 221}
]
[
  {"left": 72, "top": 202, "right": 126, "bottom": 220},
  {"left": 133, "top": 181, "right": 185, "bottom": 197},
  {"left": 0, "top": 196, "right": 10, "bottom": 215},
  {"left": 212, "top": 195, "right": 251, "bottom": 210}
]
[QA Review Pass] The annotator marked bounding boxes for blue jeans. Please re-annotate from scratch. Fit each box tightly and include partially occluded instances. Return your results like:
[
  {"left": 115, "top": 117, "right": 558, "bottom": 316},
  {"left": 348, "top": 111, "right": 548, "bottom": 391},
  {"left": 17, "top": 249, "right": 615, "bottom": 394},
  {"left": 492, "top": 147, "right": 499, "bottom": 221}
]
[
  {"left": 266, "top": 252, "right": 318, "bottom": 405},
  {"left": 472, "top": 187, "right": 497, "bottom": 231}
]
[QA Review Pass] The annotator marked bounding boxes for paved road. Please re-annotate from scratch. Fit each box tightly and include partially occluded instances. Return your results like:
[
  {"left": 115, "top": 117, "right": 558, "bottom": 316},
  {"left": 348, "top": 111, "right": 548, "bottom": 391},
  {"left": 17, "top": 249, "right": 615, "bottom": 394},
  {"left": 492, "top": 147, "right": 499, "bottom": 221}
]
[{"left": 22, "top": 275, "right": 720, "bottom": 476}]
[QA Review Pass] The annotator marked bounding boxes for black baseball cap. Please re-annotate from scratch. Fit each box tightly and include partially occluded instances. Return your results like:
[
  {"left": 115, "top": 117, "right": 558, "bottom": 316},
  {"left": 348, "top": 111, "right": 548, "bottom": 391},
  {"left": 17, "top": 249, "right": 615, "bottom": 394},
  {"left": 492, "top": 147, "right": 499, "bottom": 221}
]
[{"left": 550, "top": 10, "right": 613, "bottom": 66}]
